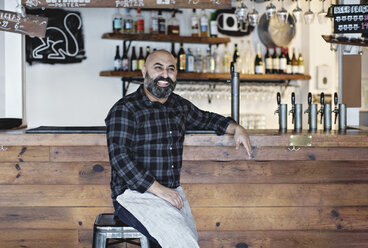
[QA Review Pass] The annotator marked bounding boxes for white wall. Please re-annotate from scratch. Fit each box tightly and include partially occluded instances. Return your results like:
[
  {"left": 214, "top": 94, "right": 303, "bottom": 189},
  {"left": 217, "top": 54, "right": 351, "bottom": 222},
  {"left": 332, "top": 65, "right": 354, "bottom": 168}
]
[
  {"left": 21, "top": 2, "right": 338, "bottom": 128},
  {"left": 0, "top": 0, "right": 4, "bottom": 117}
]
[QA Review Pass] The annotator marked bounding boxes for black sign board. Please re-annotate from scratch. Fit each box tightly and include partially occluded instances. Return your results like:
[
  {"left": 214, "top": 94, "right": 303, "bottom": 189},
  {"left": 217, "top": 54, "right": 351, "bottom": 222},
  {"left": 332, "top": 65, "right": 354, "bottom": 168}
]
[{"left": 333, "top": 4, "right": 368, "bottom": 33}]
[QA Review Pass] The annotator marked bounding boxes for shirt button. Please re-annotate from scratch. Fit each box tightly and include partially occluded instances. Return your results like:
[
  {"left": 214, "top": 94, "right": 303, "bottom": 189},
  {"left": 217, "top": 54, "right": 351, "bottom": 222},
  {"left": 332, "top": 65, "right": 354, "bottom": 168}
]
[
  {"left": 171, "top": 164, "right": 174, "bottom": 168},
  {"left": 170, "top": 147, "right": 173, "bottom": 150},
  {"left": 169, "top": 131, "right": 172, "bottom": 134}
]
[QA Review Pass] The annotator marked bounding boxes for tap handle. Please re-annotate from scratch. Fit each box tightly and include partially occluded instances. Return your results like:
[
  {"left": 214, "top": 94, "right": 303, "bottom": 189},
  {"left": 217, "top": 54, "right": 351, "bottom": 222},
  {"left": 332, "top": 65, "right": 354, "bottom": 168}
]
[
  {"left": 334, "top": 92, "right": 338, "bottom": 106},
  {"left": 230, "top": 62, "right": 234, "bottom": 73},
  {"left": 291, "top": 92, "right": 295, "bottom": 105},
  {"left": 308, "top": 92, "right": 312, "bottom": 105},
  {"left": 277, "top": 92, "right": 281, "bottom": 105},
  {"left": 320, "top": 92, "right": 325, "bottom": 105}
]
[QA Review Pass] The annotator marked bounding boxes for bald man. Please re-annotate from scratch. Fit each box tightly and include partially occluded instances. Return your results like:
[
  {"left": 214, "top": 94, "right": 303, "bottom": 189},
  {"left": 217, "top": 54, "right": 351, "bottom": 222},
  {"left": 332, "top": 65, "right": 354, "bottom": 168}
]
[{"left": 105, "top": 49, "right": 252, "bottom": 247}]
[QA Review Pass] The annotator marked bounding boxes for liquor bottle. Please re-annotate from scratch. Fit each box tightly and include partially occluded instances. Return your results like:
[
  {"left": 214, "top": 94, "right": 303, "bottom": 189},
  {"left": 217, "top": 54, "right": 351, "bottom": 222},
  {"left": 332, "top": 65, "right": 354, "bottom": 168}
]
[
  {"left": 145, "top": 46, "right": 150, "bottom": 61},
  {"left": 279, "top": 47, "right": 287, "bottom": 74},
  {"left": 158, "top": 10, "right": 166, "bottom": 34},
  {"left": 177, "top": 43, "right": 186, "bottom": 72},
  {"left": 291, "top": 48, "right": 298, "bottom": 75},
  {"left": 254, "top": 43, "right": 264, "bottom": 74},
  {"left": 138, "top": 46, "right": 145, "bottom": 70},
  {"left": 167, "top": 12, "right": 180, "bottom": 35},
  {"left": 272, "top": 47, "right": 279, "bottom": 74},
  {"left": 135, "top": 8, "right": 144, "bottom": 33},
  {"left": 239, "top": 40, "right": 247, "bottom": 74},
  {"left": 246, "top": 40, "right": 255, "bottom": 74},
  {"left": 265, "top": 46, "right": 272, "bottom": 74},
  {"left": 186, "top": 48, "right": 195, "bottom": 72},
  {"left": 195, "top": 48, "right": 203, "bottom": 73},
  {"left": 298, "top": 50, "right": 305, "bottom": 75},
  {"left": 204, "top": 46, "right": 214, "bottom": 73},
  {"left": 171, "top": 43, "right": 177, "bottom": 58},
  {"left": 121, "top": 42, "right": 129, "bottom": 71},
  {"left": 112, "top": 8, "right": 122, "bottom": 33},
  {"left": 114, "top": 45, "right": 121, "bottom": 71},
  {"left": 190, "top": 9, "right": 199, "bottom": 37},
  {"left": 222, "top": 43, "right": 231, "bottom": 73},
  {"left": 209, "top": 11, "right": 218, "bottom": 37},
  {"left": 213, "top": 45, "right": 220, "bottom": 73},
  {"left": 130, "top": 46, "right": 138, "bottom": 71},
  {"left": 199, "top": 9, "right": 209, "bottom": 37},
  {"left": 123, "top": 8, "right": 134, "bottom": 33},
  {"left": 233, "top": 43, "right": 239, "bottom": 63},
  {"left": 285, "top": 47, "right": 292, "bottom": 74},
  {"left": 150, "top": 11, "right": 159, "bottom": 34}
]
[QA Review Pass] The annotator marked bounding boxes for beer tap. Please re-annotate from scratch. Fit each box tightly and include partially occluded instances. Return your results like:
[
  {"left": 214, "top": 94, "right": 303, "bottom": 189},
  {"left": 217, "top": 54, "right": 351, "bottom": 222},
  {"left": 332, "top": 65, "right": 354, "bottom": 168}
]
[
  {"left": 274, "top": 92, "right": 281, "bottom": 114},
  {"left": 304, "top": 92, "right": 312, "bottom": 124},
  {"left": 275, "top": 92, "right": 287, "bottom": 131},
  {"left": 289, "top": 92, "right": 296, "bottom": 125},
  {"left": 332, "top": 92, "right": 347, "bottom": 131},
  {"left": 318, "top": 92, "right": 325, "bottom": 125},
  {"left": 333, "top": 92, "right": 339, "bottom": 125},
  {"left": 304, "top": 92, "right": 317, "bottom": 132}
]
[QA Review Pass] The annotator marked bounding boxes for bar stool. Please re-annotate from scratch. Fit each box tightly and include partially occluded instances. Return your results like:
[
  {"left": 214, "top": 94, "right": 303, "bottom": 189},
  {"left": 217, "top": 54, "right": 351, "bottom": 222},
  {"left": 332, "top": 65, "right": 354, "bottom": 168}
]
[{"left": 92, "top": 213, "right": 150, "bottom": 248}]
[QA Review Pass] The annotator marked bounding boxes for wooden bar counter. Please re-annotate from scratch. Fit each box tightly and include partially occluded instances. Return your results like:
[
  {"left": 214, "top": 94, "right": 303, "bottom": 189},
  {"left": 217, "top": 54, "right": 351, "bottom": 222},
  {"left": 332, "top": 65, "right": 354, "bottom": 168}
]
[{"left": 0, "top": 129, "right": 368, "bottom": 248}]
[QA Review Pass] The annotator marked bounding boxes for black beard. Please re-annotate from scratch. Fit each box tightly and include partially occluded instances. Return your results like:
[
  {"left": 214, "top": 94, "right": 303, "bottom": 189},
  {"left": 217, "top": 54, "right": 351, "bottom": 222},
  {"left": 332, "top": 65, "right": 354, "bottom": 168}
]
[{"left": 144, "top": 72, "right": 176, "bottom": 99}]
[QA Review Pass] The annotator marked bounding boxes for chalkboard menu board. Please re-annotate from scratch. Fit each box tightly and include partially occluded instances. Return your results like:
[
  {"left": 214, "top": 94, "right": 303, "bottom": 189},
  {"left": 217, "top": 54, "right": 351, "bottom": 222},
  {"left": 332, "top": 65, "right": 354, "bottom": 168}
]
[
  {"left": 333, "top": 4, "right": 368, "bottom": 33},
  {"left": 26, "top": 9, "right": 87, "bottom": 65}
]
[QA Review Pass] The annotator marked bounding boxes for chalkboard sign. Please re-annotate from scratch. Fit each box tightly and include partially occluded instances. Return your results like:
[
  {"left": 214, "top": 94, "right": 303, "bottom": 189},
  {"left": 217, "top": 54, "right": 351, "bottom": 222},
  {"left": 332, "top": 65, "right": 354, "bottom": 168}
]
[
  {"left": 333, "top": 4, "right": 368, "bottom": 34},
  {"left": 0, "top": 9, "right": 48, "bottom": 37},
  {"left": 22, "top": 0, "right": 231, "bottom": 9},
  {"left": 26, "top": 9, "right": 87, "bottom": 65}
]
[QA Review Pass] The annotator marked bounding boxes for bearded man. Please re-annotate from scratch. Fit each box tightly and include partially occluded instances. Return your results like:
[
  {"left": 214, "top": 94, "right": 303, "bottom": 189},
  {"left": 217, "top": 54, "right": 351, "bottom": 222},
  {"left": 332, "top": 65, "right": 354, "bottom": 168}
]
[{"left": 105, "top": 49, "right": 252, "bottom": 248}]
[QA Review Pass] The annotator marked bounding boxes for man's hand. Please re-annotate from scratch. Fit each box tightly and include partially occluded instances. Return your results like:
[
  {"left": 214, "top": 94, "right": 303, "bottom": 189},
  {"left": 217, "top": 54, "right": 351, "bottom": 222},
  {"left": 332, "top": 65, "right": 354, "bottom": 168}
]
[
  {"left": 147, "top": 181, "right": 184, "bottom": 210},
  {"left": 226, "top": 122, "right": 253, "bottom": 159}
]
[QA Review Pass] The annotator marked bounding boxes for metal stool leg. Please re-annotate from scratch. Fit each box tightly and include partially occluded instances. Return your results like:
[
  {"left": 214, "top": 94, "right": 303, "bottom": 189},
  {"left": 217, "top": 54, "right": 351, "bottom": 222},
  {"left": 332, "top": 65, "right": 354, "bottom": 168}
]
[
  {"left": 139, "top": 235, "right": 150, "bottom": 248},
  {"left": 93, "top": 231, "right": 107, "bottom": 248}
]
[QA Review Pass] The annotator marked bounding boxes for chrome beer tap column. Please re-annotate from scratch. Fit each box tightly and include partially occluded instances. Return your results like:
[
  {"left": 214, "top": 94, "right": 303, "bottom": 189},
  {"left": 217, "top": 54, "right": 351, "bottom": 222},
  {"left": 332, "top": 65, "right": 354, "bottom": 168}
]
[
  {"left": 332, "top": 92, "right": 347, "bottom": 132},
  {"left": 304, "top": 92, "right": 317, "bottom": 132},
  {"left": 318, "top": 92, "right": 332, "bottom": 132},
  {"left": 289, "top": 92, "right": 302, "bottom": 132},
  {"left": 274, "top": 92, "right": 287, "bottom": 132},
  {"left": 230, "top": 62, "right": 240, "bottom": 124}
]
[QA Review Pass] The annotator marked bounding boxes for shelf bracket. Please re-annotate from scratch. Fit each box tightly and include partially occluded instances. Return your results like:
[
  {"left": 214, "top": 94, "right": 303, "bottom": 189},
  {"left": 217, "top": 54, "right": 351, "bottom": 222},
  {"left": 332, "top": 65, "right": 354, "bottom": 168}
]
[{"left": 121, "top": 78, "right": 131, "bottom": 97}]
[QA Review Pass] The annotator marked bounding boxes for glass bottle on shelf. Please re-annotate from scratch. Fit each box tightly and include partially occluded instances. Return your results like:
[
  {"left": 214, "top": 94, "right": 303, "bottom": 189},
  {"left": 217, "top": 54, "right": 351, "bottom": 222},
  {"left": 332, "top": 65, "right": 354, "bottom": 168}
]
[
  {"left": 171, "top": 43, "right": 177, "bottom": 58},
  {"left": 291, "top": 48, "right": 298, "bottom": 74},
  {"left": 114, "top": 45, "right": 121, "bottom": 71},
  {"left": 195, "top": 48, "right": 203, "bottom": 73},
  {"left": 178, "top": 43, "right": 186, "bottom": 72},
  {"left": 272, "top": 47, "right": 279, "bottom": 74},
  {"left": 121, "top": 42, "right": 129, "bottom": 71},
  {"left": 138, "top": 46, "right": 145, "bottom": 70},
  {"left": 168, "top": 12, "right": 180, "bottom": 35},
  {"left": 213, "top": 45, "right": 220, "bottom": 73},
  {"left": 279, "top": 47, "right": 287, "bottom": 74},
  {"left": 204, "top": 46, "right": 214, "bottom": 73},
  {"left": 135, "top": 8, "right": 144, "bottom": 33},
  {"left": 112, "top": 8, "right": 123, "bottom": 33},
  {"left": 186, "top": 48, "right": 195, "bottom": 72},
  {"left": 222, "top": 43, "right": 231, "bottom": 73},
  {"left": 254, "top": 42, "right": 264, "bottom": 74},
  {"left": 145, "top": 46, "right": 150, "bottom": 61},
  {"left": 265, "top": 46, "right": 272, "bottom": 74},
  {"left": 209, "top": 11, "right": 218, "bottom": 37},
  {"left": 190, "top": 9, "right": 200, "bottom": 37},
  {"left": 158, "top": 10, "right": 166, "bottom": 34},
  {"left": 285, "top": 47, "right": 292, "bottom": 74},
  {"left": 239, "top": 40, "right": 247, "bottom": 74},
  {"left": 298, "top": 50, "right": 305, "bottom": 74},
  {"left": 150, "top": 11, "right": 159, "bottom": 34},
  {"left": 123, "top": 8, "right": 134, "bottom": 33},
  {"left": 199, "top": 9, "right": 209, "bottom": 37},
  {"left": 246, "top": 40, "right": 255, "bottom": 74},
  {"left": 130, "top": 46, "right": 138, "bottom": 71}
]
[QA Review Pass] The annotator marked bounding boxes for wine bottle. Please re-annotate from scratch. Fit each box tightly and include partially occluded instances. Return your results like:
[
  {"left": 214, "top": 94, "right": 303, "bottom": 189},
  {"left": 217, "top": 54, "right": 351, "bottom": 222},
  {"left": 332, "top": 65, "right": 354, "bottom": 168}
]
[
  {"left": 145, "top": 46, "right": 150, "bottom": 61},
  {"left": 121, "top": 42, "right": 129, "bottom": 71},
  {"left": 178, "top": 43, "right": 186, "bottom": 72},
  {"left": 279, "top": 47, "right": 287, "bottom": 74},
  {"left": 138, "top": 46, "right": 145, "bottom": 70},
  {"left": 254, "top": 43, "right": 264, "bottom": 74},
  {"left": 168, "top": 12, "right": 180, "bottom": 35},
  {"left": 265, "top": 45, "right": 272, "bottom": 74},
  {"left": 199, "top": 9, "right": 209, "bottom": 37},
  {"left": 135, "top": 8, "right": 144, "bottom": 33},
  {"left": 272, "top": 47, "right": 279, "bottom": 74},
  {"left": 285, "top": 47, "right": 292, "bottom": 74},
  {"left": 158, "top": 10, "right": 166, "bottom": 34},
  {"left": 171, "top": 43, "right": 177, "bottom": 58},
  {"left": 298, "top": 50, "right": 305, "bottom": 75},
  {"left": 209, "top": 11, "right": 218, "bottom": 37},
  {"left": 114, "top": 45, "right": 121, "bottom": 71},
  {"left": 112, "top": 8, "right": 122, "bottom": 34},
  {"left": 291, "top": 48, "right": 298, "bottom": 75},
  {"left": 186, "top": 48, "right": 195, "bottom": 72},
  {"left": 222, "top": 43, "right": 231, "bottom": 73},
  {"left": 191, "top": 9, "right": 199, "bottom": 37},
  {"left": 130, "top": 46, "right": 138, "bottom": 71}
]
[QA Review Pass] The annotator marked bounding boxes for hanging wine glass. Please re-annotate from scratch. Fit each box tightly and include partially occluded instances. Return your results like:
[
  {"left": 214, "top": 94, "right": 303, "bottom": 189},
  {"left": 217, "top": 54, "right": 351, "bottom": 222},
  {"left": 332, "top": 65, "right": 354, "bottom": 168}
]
[
  {"left": 277, "top": 0, "right": 288, "bottom": 23},
  {"left": 304, "top": 0, "right": 315, "bottom": 24},
  {"left": 266, "top": 0, "right": 276, "bottom": 20},
  {"left": 318, "top": 0, "right": 327, "bottom": 24},
  {"left": 248, "top": 0, "right": 259, "bottom": 26},
  {"left": 235, "top": 0, "right": 248, "bottom": 24},
  {"left": 292, "top": 0, "right": 302, "bottom": 23}
]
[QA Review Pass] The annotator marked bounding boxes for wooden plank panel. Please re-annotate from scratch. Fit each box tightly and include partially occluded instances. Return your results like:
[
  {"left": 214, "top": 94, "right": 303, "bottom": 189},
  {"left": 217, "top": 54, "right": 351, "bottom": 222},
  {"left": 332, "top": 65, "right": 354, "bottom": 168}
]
[
  {"left": 0, "top": 207, "right": 113, "bottom": 229},
  {"left": 192, "top": 207, "right": 368, "bottom": 231},
  {"left": 0, "top": 229, "right": 78, "bottom": 248},
  {"left": 0, "top": 146, "right": 49, "bottom": 162},
  {"left": 50, "top": 146, "right": 109, "bottom": 162},
  {"left": 2, "top": 184, "right": 368, "bottom": 207},
  {"left": 181, "top": 160, "right": 368, "bottom": 184},
  {"left": 0, "top": 162, "right": 110, "bottom": 185},
  {"left": 183, "top": 146, "right": 368, "bottom": 161}
]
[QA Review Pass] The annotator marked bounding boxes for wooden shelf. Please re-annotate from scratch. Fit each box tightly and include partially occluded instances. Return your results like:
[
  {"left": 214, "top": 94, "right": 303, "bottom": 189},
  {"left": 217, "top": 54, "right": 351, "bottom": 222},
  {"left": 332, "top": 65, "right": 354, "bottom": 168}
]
[
  {"left": 102, "top": 33, "right": 230, "bottom": 44},
  {"left": 322, "top": 35, "right": 368, "bottom": 47},
  {"left": 100, "top": 71, "right": 311, "bottom": 82}
]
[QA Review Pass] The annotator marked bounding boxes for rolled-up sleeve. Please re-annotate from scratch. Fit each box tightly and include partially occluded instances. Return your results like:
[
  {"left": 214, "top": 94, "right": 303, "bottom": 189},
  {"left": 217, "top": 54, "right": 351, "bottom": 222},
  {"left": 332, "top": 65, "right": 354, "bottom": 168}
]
[
  {"left": 184, "top": 99, "right": 234, "bottom": 135},
  {"left": 105, "top": 103, "right": 155, "bottom": 193}
]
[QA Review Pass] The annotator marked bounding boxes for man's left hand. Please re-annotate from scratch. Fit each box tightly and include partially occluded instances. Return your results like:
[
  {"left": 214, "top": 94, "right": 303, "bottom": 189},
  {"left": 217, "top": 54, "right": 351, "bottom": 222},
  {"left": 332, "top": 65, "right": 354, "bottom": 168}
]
[{"left": 226, "top": 123, "right": 253, "bottom": 159}]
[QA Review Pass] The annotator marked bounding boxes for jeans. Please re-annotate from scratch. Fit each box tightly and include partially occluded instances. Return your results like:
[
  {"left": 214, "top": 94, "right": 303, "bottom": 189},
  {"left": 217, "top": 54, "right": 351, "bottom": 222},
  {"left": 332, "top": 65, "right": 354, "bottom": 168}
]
[{"left": 113, "top": 200, "right": 159, "bottom": 245}]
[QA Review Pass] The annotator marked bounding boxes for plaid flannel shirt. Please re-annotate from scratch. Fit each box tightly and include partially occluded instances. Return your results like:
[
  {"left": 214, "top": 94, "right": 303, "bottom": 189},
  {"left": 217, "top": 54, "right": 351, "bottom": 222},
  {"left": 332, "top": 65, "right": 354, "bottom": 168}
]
[{"left": 105, "top": 85, "right": 233, "bottom": 200}]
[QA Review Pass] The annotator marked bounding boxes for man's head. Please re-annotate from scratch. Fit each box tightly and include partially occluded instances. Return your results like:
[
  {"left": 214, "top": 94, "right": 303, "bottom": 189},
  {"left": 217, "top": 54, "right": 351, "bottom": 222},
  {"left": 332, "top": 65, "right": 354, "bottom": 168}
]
[{"left": 141, "top": 49, "right": 177, "bottom": 100}]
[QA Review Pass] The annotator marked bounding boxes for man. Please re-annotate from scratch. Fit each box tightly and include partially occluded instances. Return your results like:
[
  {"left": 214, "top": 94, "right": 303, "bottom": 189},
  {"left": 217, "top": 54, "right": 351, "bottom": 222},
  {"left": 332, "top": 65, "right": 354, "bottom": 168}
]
[{"left": 105, "top": 49, "right": 252, "bottom": 247}]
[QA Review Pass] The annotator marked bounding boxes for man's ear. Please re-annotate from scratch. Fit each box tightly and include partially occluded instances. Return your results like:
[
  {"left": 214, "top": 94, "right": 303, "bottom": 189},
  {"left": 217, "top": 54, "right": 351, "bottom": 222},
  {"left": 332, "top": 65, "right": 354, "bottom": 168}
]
[{"left": 141, "top": 64, "right": 146, "bottom": 78}]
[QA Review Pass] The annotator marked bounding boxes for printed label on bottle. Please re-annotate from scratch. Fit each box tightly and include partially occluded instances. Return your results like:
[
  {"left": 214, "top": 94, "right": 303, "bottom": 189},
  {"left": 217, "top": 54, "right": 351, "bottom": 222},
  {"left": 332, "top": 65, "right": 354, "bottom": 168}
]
[
  {"left": 280, "top": 58, "right": 287, "bottom": 71},
  {"left": 125, "top": 21, "right": 133, "bottom": 30},
  {"left": 210, "top": 20, "right": 217, "bottom": 36},
  {"left": 298, "top": 65, "right": 304, "bottom": 74},
  {"left": 138, "top": 59, "right": 145, "bottom": 70},
  {"left": 200, "top": 17, "right": 208, "bottom": 32},
  {"left": 255, "top": 65, "right": 264, "bottom": 74},
  {"left": 114, "top": 59, "right": 121, "bottom": 70},
  {"left": 179, "top": 55, "right": 186, "bottom": 70},
  {"left": 292, "top": 65, "right": 298, "bottom": 74},
  {"left": 187, "top": 56, "right": 194, "bottom": 72},
  {"left": 286, "top": 65, "right": 292, "bottom": 74},
  {"left": 191, "top": 18, "right": 199, "bottom": 31},
  {"left": 265, "top": 58, "right": 272, "bottom": 70},
  {"left": 273, "top": 59, "right": 280, "bottom": 71},
  {"left": 137, "top": 19, "right": 144, "bottom": 32},
  {"left": 113, "top": 19, "right": 122, "bottom": 29},
  {"left": 122, "top": 59, "right": 129, "bottom": 71},
  {"left": 152, "top": 20, "right": 158, "bottom": 32},
  {"left": 132, "top": 60, "right": 138, "bottom": 71}
]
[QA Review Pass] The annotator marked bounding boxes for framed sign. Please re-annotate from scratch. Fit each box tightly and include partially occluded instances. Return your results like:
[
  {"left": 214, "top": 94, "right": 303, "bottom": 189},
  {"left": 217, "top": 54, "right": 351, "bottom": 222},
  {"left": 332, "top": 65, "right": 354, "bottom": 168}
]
[
  {"left": 26, "top": 8, "right": 87, "bottom": 65},
  {"left": 333, "top": 4, "right": 368, "bottom": 33},
  {"left": 0, "top": 9, "right": 48, "bottom": 37},
  {"left": 22, "top": 0, "right": 231, "bottom": 9}
]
